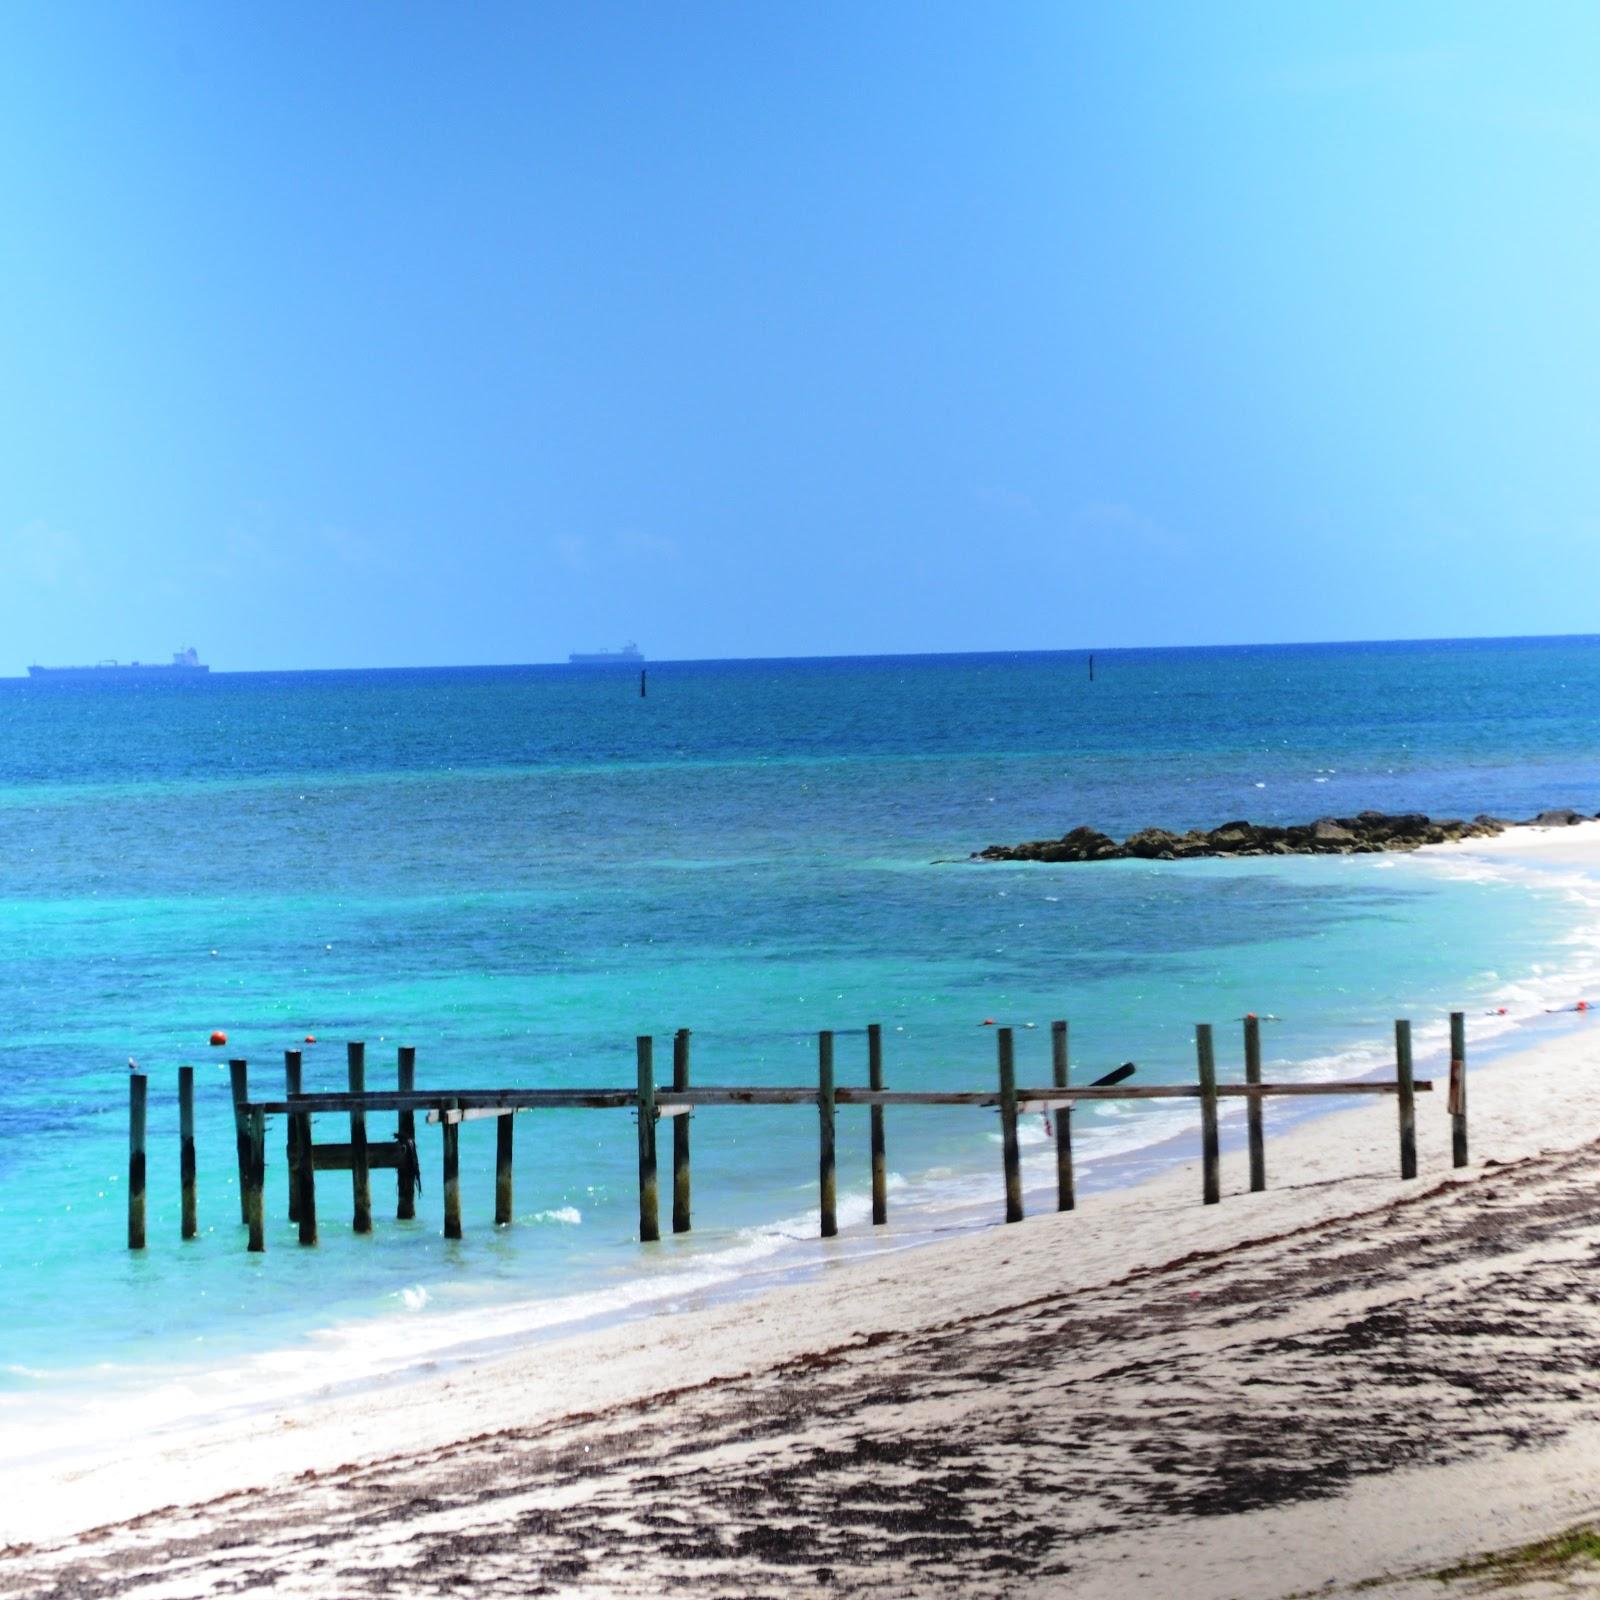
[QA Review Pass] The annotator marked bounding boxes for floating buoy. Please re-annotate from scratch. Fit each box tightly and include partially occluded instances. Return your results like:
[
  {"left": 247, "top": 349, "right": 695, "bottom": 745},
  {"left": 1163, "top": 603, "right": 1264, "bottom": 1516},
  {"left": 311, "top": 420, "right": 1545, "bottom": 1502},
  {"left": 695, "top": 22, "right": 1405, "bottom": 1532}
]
[
  {"left": 304, "top": 1034, "right": 317, "bottom": 1044},
  {"left": 209, "top": 1030, "right": 228, "bottom": 1047},
  {"left": 980, "top": 1018, "right": 996, "bottom": 1026}
]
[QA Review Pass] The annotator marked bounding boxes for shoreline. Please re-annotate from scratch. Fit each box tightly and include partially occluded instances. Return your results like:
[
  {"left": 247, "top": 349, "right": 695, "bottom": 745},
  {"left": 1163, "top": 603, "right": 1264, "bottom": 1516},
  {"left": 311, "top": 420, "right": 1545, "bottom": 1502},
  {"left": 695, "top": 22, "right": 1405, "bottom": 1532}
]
[
  {"left": 7, "top": 823, "right": 1600, "bottom": 1593},
  {"left": 9, "top": 999, "right": 1600, "bottom": 1593}
]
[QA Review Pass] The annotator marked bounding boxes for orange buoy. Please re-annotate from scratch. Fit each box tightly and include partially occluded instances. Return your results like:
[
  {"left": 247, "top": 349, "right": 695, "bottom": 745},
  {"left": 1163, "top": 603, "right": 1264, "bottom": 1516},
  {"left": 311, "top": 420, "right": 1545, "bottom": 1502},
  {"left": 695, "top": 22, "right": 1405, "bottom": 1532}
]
[
  {"left": 304, "top": 1034, "right": 317, "bottom": 1044},
  {"left": 980, "top": 1017, "right": 996, "bottom": 1026},
  {"left": 209, "top": 1030, "right": 228, "bottom": 1047}
]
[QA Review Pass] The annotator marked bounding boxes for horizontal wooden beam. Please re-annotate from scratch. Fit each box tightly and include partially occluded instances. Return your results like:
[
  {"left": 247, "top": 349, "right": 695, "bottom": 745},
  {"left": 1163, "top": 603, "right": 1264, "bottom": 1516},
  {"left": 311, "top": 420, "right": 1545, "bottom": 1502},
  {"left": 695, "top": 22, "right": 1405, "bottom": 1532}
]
[
  {"left": 309, "top": 1140, "right": 403, "bottom": 1171},
  {"left": 249, "top": 1078, "right": 1430, "bottom": 1119}
]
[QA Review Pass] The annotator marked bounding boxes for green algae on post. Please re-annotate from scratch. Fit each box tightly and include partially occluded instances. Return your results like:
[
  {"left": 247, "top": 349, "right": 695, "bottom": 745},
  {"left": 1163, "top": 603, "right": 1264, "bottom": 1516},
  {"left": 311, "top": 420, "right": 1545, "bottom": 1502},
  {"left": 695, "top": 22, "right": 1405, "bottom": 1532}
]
[{"left": 672, "top": 1028, "right": 691, "bottom": 1234}]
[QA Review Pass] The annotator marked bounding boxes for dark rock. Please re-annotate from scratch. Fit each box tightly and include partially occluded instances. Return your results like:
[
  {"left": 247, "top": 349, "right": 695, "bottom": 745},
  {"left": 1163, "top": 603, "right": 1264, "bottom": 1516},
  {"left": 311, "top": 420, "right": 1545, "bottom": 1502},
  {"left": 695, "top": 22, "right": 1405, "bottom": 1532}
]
[
  {"left": 971, "top": 808, "right": 1540, "bottom": 865},
  {"left": 1530, "top": 808, "right": 1584, "bottom": 827}
]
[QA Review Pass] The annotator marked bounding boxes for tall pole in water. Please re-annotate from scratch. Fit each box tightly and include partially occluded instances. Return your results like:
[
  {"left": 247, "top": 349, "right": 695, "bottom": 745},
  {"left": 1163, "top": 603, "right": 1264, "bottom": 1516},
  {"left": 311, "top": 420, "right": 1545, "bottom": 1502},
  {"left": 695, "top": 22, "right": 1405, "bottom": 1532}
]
[
  {"left": 640, "top": 669, "right": 647, "bottom": 698},
  {"left": 1088, "top": 654, "right": 1095, "bottom": 682}
]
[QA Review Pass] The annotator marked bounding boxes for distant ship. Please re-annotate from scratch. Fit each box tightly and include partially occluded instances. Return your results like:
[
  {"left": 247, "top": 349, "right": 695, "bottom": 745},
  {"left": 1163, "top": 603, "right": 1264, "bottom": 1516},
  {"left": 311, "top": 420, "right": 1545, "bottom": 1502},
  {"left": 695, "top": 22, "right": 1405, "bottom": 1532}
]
[
  {"left": 567, "top": 643, "right": 644, "bottom": 665},
  {"left": 27, "top": 646, "right": 211, "bottom": 681}
]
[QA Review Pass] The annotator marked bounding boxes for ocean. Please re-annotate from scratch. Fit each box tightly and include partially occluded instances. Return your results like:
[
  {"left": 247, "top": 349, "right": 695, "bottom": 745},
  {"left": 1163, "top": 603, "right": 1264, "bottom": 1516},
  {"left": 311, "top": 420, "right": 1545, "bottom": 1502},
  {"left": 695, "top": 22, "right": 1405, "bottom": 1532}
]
[{"left": 4, "top": 636, "right": 1600, "bottom": 1454}]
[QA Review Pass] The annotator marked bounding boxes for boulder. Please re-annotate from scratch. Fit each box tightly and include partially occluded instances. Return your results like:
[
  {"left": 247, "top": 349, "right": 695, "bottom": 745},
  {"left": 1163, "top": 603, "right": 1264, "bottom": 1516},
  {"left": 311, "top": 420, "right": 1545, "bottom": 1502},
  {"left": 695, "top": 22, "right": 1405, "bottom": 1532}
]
[{"left": 1530, "top": 808, "right": 1584, "bottom": 827}]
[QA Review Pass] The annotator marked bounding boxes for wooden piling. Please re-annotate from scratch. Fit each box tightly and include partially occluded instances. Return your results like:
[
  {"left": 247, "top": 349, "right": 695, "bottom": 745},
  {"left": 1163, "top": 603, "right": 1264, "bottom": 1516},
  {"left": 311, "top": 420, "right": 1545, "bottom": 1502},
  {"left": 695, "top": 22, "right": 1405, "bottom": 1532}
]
[
  {"left": 1051, "top": 1019, "right": 1074, "bottom": 1211},
  {"left": 128, "top": 1072, "right": 147, "bottom": 1250},
  {"left": 285, "top": 1050, "right": 302, "bottom": 1223},
  {"left": 1396, "top": 1019, "right": 1417, "bottom": 1180},
  {"left": 1197, "top": 1023, "right": 1220, "bottom": 1205},
  {"left": 998, "top": 1027, "right": 1023, "bottom": 1223},
  {"left": 244, "top": 1106, "right": 266, "bottom": 1252},
  {"left": 295, "top": 1104, "right": 317, "bottom": 1246},
  {"left": 495, "top": 1112, "right": 514, "bottom": 1227},
  {"left": 229, "top": 1058, "right": 250, "bottom": 1224},
  {"left": 397, "top": 1045, "right": 417, "bottom": 1220},
  {"left": 178, "top": 1065, "right": 196, "bottom": 1241},
  {"left": 1449, "top": 1010, "right": 1468, "bottom": 1169},
  {"left": 348, "top": 1041, "right": 371, "bottom": 1234},
  {"left": 868, "top": 1022, "right": 887, "bottom": 1225},
  {"left": 818, "top": 1030, "right": 838, "bottom": 1238},
  {"left": 1244, "top": 1015, "right": 1266, "bottom": 1193},
  {"left": 672, "top": 1028, "right": 691, "bottom": 1234},
  {"left": 636, "top": 1036, "right": 660, "bottom": 1243},
  {"left": 442, "top": 1097, "right": 462, "bottom": 1240}
]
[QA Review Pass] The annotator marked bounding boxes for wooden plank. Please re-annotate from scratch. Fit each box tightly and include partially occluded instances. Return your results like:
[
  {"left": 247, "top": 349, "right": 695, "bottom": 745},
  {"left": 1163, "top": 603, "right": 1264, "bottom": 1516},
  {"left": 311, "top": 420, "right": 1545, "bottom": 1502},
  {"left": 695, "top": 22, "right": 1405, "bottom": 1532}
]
[
  {"left": 442, "top": 1097, "right": 462, "bottom": 1240},
  {"left": 245, "top": 1106, "right": 266, "bottom": 1253},
  {"left": 998, "top": 1027, "right": 1023, "bottom": 1224},
  {"left": 1450, "top": 1010, "right": 1468, "bottom": 1168},
  {"left": 229, "top": 1059, "right": 250, "bottom": 1224},
  {"left": 128, "top": 1072, "right": 147, "bottom": 1251},
  {"left": 868, "top": 1021, "right": 887, "bottom": 1226},
  {"left": 672, "top": 1028, "right": 691, "bottom": 1234},
  {"left": 260, "top": 1078, "right": 1432, "bottom": 1116},
  {"left": 1244, "top": 1015, "right": 1265, "bottom": 1193},
  {"left": 495, "top": 1110, "right": 514, "bottom": 1227},
  {"left": 1051, "top": 1019, "right": 1073, "bottom": 1213},
  {"left": 178, "top": 1065, "right": 196, "bottom": 1241},
  {"left": 295, "top": 1106, "right": 317, "bottom": 1247},
  {"left": 1197, "top": 1023, "right": 1220, "bottom": 1206},
  {"left": 819, "top": 1030, "right": 837, "bottom": 1238},
  {"left": 285, "top": 1050, "right": 303, "bottom": 1223},
  {"left": 1396, "top": 1019, "right": 1418, "bottom": 1180},
  {"left": 397, "top": 1044, "right": 417, "bottom": 1221},
  {"left": 348, "top": 1042, "right": 371, "bottom": 1235},
  {"left": 312, "top": 1141, "right": 404, "bottom": 1171},
  {"left": 637, "top": 1037, "right": 659, "bottom": 1243}
]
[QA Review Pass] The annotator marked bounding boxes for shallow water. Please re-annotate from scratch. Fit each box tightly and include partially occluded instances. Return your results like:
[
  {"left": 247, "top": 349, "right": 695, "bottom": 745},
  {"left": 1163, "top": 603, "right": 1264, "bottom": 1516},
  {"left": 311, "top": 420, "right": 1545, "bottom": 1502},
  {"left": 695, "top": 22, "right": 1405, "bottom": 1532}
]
[{"left": 3, "top": 638, "right": 1599, "bottom": 1434}]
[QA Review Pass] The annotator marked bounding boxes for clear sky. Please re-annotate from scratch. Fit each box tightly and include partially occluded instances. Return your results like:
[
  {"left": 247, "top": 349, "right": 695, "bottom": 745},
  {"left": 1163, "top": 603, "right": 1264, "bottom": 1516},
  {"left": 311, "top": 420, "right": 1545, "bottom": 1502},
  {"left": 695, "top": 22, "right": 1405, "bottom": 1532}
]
[{"left": 1, "top": 2, "right": 1597, "bottom": 670}]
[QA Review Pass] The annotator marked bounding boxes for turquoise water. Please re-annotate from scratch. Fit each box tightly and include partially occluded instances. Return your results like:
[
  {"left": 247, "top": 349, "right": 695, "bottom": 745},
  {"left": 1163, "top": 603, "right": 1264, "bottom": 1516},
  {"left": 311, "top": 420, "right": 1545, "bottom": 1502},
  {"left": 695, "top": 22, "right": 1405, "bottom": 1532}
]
[{"left": 4, "top": 638, "right": 1600, "bottom": 1441}]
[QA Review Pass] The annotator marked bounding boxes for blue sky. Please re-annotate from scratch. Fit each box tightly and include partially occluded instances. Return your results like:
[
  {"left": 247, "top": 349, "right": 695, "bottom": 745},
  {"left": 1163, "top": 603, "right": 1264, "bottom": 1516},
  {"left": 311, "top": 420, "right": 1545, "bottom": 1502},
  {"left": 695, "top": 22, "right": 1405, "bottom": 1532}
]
[{"left": 1, "top": 2, "right": 1597, "bottom": 670}]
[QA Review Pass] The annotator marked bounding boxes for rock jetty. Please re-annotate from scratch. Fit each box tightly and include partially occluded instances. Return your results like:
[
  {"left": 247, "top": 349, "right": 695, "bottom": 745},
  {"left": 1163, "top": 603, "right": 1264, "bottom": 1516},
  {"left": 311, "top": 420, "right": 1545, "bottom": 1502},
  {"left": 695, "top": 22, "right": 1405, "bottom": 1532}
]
[{"left": 973, "top": 809, "right": 1597, "bottom": 864}]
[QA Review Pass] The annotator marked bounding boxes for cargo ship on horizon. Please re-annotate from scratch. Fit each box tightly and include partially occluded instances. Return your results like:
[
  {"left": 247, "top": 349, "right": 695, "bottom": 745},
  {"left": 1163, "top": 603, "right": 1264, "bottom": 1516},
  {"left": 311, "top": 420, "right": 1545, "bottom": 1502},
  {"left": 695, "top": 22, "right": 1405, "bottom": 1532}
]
[
  {"left": 27, "top": 646, "right": 211, "bottom": 681},
  {"left": 567, "top": 642, "right": 644, "bottom": 665}
]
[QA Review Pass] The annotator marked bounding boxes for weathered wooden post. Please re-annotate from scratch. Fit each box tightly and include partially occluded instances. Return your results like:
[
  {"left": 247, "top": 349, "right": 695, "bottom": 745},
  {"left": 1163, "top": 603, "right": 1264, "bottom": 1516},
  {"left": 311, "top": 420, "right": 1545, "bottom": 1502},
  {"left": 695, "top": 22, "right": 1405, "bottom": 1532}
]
[
  {"left": 229, "top": 1058, "right": 250, "bottom": 1223},
  {"left": 397, "top": 1045, "right": 417, "bottom": 1220},
  {"left": 998, "top": 1026, "right": 1023, "bottom": 1223},
  {"left": 245, "top": 1106, "right": 266, "bottom": 1253},
  {"left": 348, "top": 1041, "right": 371, "bottom": 1234},
  {"left": 442, "top": 1098, "right": 462, "bottom": 1240},
  {"left": 1197, "top": 1023, "right": 1220, "bottom": 1205},
  {"left": 1051, "top": 1019, "right": 1074, "bottom": 1211},
  {"left": 868, "top": 1022, "right": 887, "bottom": 1225},
  {"left": 672, "top": 1028, "right": 691, "bottom": 1234},
  {"left": 295, "top": 1102, "right": 317, "bottom": 1247},
  {"left": 818, "top": 1029, "right": 837, "bottom": 1238},
  {"left": 495, "top": 1113, "right": 514, "bottom": 1227},
  {"left": 178, "top": 1065, "right": 197, "bottom": 1241},
  {"left": 1449, "top": 1010, "right": 1468, "bottom": 1168},
  {"left": 284, "top": 1049, "right": 302, "bottom": 1223},
  {"left": 1395, "top": 1019, "right": 1417, "bottom": 1180},
  {"left": 636, "top": 1037, "right": 660, "bottom": 1243},
  {"left": 128, "top": 1072, "right": 147, "bottom": 1250},
  {"left": 1244, "top": 1014, "right": 1266, "bottom": 1193}
]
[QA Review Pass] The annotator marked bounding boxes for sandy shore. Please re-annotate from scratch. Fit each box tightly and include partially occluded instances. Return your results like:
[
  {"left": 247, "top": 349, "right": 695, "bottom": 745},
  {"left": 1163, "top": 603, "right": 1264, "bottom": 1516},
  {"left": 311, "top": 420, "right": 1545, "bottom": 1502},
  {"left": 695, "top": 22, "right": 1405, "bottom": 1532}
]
[{"left": 7, "top": 823, "right": 1600, "bottom": 1597}]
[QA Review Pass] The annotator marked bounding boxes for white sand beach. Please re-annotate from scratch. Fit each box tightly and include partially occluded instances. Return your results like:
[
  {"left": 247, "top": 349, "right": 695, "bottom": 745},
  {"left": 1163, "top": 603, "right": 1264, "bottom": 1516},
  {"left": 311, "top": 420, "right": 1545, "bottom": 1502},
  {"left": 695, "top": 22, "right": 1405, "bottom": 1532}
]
[{"left": 7, "top": 823, "right": 1600, "bottom": 1598}]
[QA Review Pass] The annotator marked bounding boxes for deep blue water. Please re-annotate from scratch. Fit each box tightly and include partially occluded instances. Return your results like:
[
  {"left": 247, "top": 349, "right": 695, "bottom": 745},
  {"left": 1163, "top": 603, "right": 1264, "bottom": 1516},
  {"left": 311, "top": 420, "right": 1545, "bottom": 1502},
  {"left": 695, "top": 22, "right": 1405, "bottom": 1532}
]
[{"left": 3, "top": 637, "right": 1599, "bottom": 1440}]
